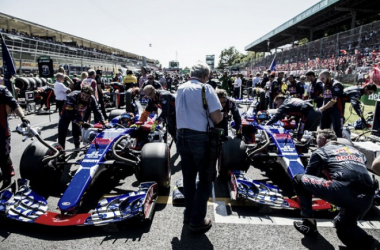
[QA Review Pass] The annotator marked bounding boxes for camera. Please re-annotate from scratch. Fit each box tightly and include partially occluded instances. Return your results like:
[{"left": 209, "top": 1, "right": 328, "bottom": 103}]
[{"left": 205, "top": 128, "right": 224, "bottom": 181}]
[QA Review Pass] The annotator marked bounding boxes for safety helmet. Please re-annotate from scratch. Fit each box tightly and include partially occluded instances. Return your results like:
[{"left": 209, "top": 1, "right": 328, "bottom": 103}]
[
  {"left": 256, "top": 110, "right": 269, "bottom": 124},
  {"left": 120, "top": 113, "right": 135, "bottom": 127}
]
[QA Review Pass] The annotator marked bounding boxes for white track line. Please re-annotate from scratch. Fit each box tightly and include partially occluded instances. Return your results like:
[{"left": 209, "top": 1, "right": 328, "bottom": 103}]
[{"left": 213, "top": 200, "right": 380, "bottom": 229}]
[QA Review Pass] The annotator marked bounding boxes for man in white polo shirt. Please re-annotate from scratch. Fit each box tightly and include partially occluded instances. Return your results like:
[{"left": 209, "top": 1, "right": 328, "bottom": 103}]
[
  {"left": 54, "top": 73, "right": 71, "bottom": 116},
  {"left": 176, "top": 63, "right": 222, "bottom": 233}
]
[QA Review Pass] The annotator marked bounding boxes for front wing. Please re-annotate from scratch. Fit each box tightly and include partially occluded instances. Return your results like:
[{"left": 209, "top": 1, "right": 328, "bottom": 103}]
[
  {"left": 0, "top": 179, "right": 157, "bottom": 226},
  {"left": 228, "top": 171, "right": 331, "bottom": 210}
]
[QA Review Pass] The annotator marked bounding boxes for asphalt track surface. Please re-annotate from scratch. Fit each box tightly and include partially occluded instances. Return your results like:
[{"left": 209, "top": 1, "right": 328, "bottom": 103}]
[{"left": 2, "top": 104, "right": 380, "bottom": 250}]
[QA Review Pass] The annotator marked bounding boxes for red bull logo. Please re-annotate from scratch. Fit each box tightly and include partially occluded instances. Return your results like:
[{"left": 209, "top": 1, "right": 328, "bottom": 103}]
[
  {"left": 334, "top": 147, "right": 358, "bottom": 155},
  {"left": 335, "top": 147, "right": 363, "bottom": 163}
]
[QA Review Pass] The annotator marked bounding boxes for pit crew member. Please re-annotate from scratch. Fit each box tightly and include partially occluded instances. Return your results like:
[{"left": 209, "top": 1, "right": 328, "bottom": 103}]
[
  {"left": 139, "top": 85, "right": 176, "bottom": 142},
  {"left": 287, "top": 75, "right": 304, "bottom": 98},
  {"left": 141, "top": 74, "right": 162, "bottom": 91},
  {"left": 343, "top": 83, "right": 377, "bottom": 128},
  {"left": 305, "top": 71, "right": 323, "bottom": 108},
  {"left": 319, "top": 70, "right": 345, "bottom": 137},
  {"left": 58, "top": 85, "right": 107, "bottom": 149},
  {"left": 95, "top": 69, "right": 108, "bottom": 120},
  {"left": 266, "top": 95, "right": 322, "bottom": 140},
  {"left": 0, "top": 85, "right": 29, "bottom": 188},
  {"left": 35, "top": 85, "right": 55, "bottom": 111},
  {"left": 215, "top": 89, "right": 241, "bottom": 137},
  {"left": 292, "top": 129, "right": 379, "bottom": 249}
]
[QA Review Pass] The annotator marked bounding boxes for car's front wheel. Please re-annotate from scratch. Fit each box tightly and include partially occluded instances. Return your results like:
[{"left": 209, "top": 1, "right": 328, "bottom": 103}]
[{"left": 140, "top": 143, "right": 171, "bottom": 188}]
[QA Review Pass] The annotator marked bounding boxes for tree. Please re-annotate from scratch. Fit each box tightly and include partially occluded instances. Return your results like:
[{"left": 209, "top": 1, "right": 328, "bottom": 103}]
[
  {"left": 242, "top": 51, "right": 256, "bottom": 63},
  {"left": 218, "top": 46, "right": 245, "bottom": 69}
]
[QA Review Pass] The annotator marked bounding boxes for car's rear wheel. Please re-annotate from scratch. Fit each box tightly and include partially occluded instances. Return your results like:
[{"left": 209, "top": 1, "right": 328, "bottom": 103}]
[
  {"left": 140, "top": 143, "right": 170, "bottom": 188},
  {"left": 219, "top": 137, "right": 248, "bottom": 181},
  {"left": 20, "top": 141, "right": 63, "bottom": 185},
  {"left": 108, "top": 109, "right": 125, "bottom": 122}
]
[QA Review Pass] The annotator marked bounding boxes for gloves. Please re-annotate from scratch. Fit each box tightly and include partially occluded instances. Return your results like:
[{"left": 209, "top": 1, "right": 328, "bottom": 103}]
[
  {"left": 21, "top": 117, "right": 30, "bottom": 126},
  {"left": 361, "top": 117, "right": 368, "bottom": 129},
  {"left": 237, "top": 125, "right": 242, "bottom": 134}
]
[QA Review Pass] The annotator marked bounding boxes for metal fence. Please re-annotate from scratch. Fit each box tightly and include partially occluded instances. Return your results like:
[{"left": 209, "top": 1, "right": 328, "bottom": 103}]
[{"left": 235, "top": 20, "right": 380, "bottom": 84}]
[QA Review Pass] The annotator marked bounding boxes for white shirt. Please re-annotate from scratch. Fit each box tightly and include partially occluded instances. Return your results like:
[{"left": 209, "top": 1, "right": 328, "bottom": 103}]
[
  {"left": 234, "top": 78, "right": 242, "bottom": 88},
  {"left": 176, "top": 79, "right": 222, "bottom": 132},
  {"left": 54, "top": 81, "right": 69, "bottom": 101},
  {"left": 252, "top": 76, "right": 260, "bottom": 87}
]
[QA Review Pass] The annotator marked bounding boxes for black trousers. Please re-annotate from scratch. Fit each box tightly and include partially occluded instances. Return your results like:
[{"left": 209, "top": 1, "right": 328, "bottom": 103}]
[
  {"left": 298, "top": 108, "right": 322, "bottom": 138},
  {"left": 166, "top": 115, "right": 177, "bottom": 143},
  {"left": 98, "top": 95, "right": 108, "bottom": 120},
  {"left": 56, "top": 100, "right": 65, "bottom": 117},
  {"left": 298, "top": 174, "right": 375, "bottom": 249},
  {"left": 321, "top": 108, "right": 343, "bottom": 137},
  {"left": 58, "top": 116, "right": 81, "bottom": 149},
  {"left": 0, "top": 154, "right": 12, "bottom": 181}
]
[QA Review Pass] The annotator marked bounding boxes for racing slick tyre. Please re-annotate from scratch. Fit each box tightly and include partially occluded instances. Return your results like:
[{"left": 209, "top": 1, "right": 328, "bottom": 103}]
[
  {"left": 27, "top": 77, "right": 36, "bottom": 90},
  {"left": 40, "top": 77, "right": 47, "bottom": 87},
  {"left": 20, "top": 141, "right": 63, "bottom": 185},
  {"left": 219, "top": 137, "right": 247, "bottom": 181},
  {"left": 125, "top": 88, "right": 134, "bottom": 112},
  {"left": 140, "top": 142, "right": 170, "bottom": 188},
  {"left": 33, "top": 77, "right": 43, "bottom": 88},
  {"left": 14, "top": 77, "right": 30, "bottom": 91},
  {"left": 108, "top": 109, "right": 125, "bottom": 122}
]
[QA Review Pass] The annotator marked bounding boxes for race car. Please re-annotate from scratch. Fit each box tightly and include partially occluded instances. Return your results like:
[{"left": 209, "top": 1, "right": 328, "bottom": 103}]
[
  {"left": 218, "top": 100, "right": 380, "bottom": 211},
  {"left": 0, "top": 112, "right": 170, "bottom": 226}
]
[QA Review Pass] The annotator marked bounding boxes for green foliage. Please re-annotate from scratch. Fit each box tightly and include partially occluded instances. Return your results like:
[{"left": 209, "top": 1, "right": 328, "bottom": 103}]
[{"left": 218, "top": 46, "right": 245, "bottom": 69}]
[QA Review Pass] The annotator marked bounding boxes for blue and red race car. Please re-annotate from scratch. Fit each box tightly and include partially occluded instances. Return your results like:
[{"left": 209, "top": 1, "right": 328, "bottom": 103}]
[{"left": 0, "top": 111, "right": 169, "bottom": 226}]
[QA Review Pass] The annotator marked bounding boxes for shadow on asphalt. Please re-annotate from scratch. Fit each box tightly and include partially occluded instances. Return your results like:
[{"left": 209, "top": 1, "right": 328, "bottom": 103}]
[
  {"left": 171, "top": 224, "right": 213, "bottom": 250},
  {"left": 301, "top": 234, "right": 335, "bottom": 250},
  {"left": 0, "top": 215, "right": 154, "bottom": 243}
]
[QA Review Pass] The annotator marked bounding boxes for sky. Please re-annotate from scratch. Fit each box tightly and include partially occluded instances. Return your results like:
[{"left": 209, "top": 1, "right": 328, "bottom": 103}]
[{"left": 0, "top": 0, "right": 321, "bottom": 68}]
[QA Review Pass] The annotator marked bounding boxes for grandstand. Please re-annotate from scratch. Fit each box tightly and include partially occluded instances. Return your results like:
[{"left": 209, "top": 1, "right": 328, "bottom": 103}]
[
  {"left": 241, "top": 0, "right": 380, "bottom": 83},
  {"left": 0, "top": 12, "right": 158, "bottom": 76}
]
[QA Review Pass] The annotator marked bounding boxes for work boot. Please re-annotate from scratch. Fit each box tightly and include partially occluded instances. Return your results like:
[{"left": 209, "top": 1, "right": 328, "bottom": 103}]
[
  {"left": 189, "top": 218, "right": 212, "bottom": 233},
  {"left": 293, "top": 219, "right": 318, "bottom": 238}
]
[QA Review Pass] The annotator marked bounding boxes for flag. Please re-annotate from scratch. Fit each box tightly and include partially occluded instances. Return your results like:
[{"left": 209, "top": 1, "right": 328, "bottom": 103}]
[
  {"left": 269, "top": 56, "right": 276, "bottom": 72},
  {"left": 1, "top": 34, "right": 16, "bottom": 93}
]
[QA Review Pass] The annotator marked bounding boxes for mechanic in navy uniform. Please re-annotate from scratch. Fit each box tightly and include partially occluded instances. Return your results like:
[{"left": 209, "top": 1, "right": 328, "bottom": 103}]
[
  {"left": 0, "top": 85, "right": 29, "bottom": 188},
  {"left": 95, "top": 70, "right": 108, "bottom": 120},
  {"left": 343, "top": 83, "right": 377, "bottom": 129},
  {"left": 165, "top": 74, "right": 173, "bottom": 91},
  {"left": 34, "top": 85, "right": 55, "bottom": 111},
  {"left": 215, "top": 89, "right": 241, "bottom": 137},
  {"left": 141, "top": 74, "right": 163, "bottom": 91},
  {"left": 266, "top": 95, "right": 322, "bottom": 140},
  {"left": 58, "top": 85, "right": 107, "bottom": 149},
  {"left": 139, "top": 85, "right": 176, "bottom": 142},
  {"left": 292, "top": 129, "right": 380, "bottom": 249},
  {"left": 319, "top": 71, "right": 345, "bottom": 137},
  {"left": 176, "top": 63, "right": 223, "bottom": 232},
  {"left": 287, "top": 75, "right": 304, "bottom": 98},
  {"left": 305, "top": 71, "right": 324, "bottom": 108}
]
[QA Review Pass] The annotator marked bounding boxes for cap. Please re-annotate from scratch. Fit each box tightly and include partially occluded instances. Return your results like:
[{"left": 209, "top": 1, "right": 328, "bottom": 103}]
[{"left": 96, "top": 70, "right": 102, "bottom": 75}]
